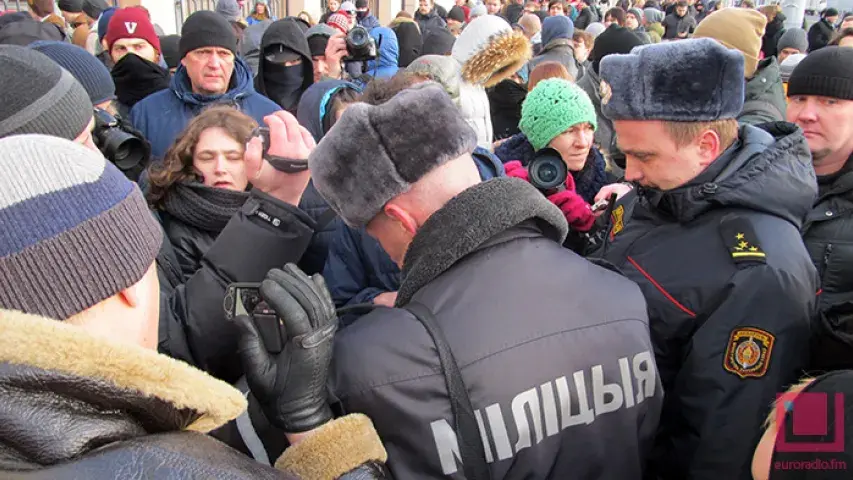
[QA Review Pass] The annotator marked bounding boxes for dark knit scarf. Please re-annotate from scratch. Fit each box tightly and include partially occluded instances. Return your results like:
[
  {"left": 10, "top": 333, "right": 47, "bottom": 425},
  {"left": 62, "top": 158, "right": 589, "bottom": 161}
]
[
  {"left": 494, "top": 132, "right": 608, "bottom": 203},
  {"left": 111, "top": 53, "right": 171, "bottom": 110},
  {"left": 162, "top": 182, "right": 250, "bottom": 233}
]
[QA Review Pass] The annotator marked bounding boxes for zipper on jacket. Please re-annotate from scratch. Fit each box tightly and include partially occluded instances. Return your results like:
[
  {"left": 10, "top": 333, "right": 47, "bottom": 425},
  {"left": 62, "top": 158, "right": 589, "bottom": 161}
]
[{"left": 820, "top": 243, "right": 833, "bottom": 280}]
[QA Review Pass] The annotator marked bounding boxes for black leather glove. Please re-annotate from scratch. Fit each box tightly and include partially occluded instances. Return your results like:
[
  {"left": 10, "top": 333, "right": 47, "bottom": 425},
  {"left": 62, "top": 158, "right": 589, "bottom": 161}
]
[{"left": 235, "top": 264, "right": 338, "bottom": 433}]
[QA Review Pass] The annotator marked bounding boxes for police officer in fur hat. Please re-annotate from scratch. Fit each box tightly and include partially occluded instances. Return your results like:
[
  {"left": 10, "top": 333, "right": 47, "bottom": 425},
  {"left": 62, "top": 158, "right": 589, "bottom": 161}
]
[{"left": 594, "top": 38, "right": 819, "bottom": 480}]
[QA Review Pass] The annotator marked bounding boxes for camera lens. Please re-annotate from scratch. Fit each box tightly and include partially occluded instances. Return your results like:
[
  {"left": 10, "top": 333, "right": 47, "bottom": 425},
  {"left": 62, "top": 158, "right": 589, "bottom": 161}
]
[
  {"left": 537, "top": 162, "right": 559, "bottom": 184},
  {"left": 349, "top": 26, "right": 368, "bottom": 47},
  {"left": 527, "top": 148, "right": 568, "bottom": 191}
]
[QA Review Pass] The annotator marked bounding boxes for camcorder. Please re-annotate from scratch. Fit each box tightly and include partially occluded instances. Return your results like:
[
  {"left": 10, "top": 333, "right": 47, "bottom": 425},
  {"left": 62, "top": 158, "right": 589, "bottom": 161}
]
[
  {"left": 343, "top": 25, "right": 377, "bottom": 63},
  {"left": 93, "top": 108, "right": 150, "bottom": 181},
  {"left": 223, "top": 283, "right": 286, "bottom": 353},
  {"left": 251, "top": 126, "right": 309, "bottom": 173}
]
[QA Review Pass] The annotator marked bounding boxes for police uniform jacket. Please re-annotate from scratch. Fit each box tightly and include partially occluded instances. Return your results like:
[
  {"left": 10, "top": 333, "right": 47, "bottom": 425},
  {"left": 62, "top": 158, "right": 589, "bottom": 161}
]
[
  {"left": 599, "top": 123, "right": 819, "bottom": 480},
  {"left": 331, "top": 178, "right": 664, "bottom": 479},
  {"left": 804, "top": 154, "right": 853, "bottom": 372}
]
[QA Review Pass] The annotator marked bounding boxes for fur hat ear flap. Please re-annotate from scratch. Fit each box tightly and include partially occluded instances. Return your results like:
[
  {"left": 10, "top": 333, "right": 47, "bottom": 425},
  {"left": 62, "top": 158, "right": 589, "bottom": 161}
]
[{"left": 462, "top": 30, "right": 531, "bottom": 88}]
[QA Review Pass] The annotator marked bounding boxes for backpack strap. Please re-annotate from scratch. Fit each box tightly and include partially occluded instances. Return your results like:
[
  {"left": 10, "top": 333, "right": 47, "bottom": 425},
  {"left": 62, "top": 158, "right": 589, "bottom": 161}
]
[{"left": 405, "top": 301, "right": 492, "bottom": 480}]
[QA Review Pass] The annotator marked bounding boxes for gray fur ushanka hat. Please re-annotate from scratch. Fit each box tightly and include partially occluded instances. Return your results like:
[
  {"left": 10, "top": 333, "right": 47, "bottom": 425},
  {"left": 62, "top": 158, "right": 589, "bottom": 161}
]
[
  {"left": 309, "top": 83, "right": 478, "bottom": 228},
  {"left": 598, "top": 38, "right": 745, "bottom": 122}
]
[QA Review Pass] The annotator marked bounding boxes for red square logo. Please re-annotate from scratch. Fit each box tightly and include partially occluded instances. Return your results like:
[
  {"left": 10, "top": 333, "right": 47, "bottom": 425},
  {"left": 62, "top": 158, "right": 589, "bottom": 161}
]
[{"left": 776, "top": 392, "right": 845, "bottom": 453}]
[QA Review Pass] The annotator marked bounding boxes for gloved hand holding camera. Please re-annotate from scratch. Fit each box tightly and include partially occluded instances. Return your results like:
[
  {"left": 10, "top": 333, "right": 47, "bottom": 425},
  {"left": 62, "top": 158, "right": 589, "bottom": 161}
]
[{"left": 234, "top": 264, "right": 338, "bottom": 434}]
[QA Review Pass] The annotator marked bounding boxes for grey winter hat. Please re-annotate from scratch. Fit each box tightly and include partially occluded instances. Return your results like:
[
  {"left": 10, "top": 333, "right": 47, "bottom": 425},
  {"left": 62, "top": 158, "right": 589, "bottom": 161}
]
[
  {"left": 776, "top": 28, "right": 808, "bottom": 54},
  {"left": 599, "top": 38, "right": 745, "bottom": 122},
  {"left": 406, "top": 55, "right": 462, "bottom": 106},
  {"left": 643, "top": 7, "right": 664, "bottom": 24},
  {"left": 309, "top": 83, "right": 478, "bottom": 227},
  {"left": 0, "top": 46, "right": 92, "bottom": 141},
  {"left": 216, "top": 0, "right": 244, "bottom": 23},
  {"left": 82, "top": 0, "right": 108, "bottom": 19}
]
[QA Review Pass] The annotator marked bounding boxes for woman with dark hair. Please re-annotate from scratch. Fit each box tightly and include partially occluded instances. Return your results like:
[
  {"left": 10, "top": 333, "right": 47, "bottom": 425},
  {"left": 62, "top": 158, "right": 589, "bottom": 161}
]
[
  {"left": 604, "top": 6, "right": 626, "bottom": 27},
  {"left": 147, "top": 106, "right": 258, "bottom": 280}
]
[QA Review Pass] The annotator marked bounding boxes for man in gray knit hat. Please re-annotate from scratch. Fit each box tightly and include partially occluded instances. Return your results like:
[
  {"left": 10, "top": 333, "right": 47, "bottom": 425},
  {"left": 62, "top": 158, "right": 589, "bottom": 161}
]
[
  {"left": 595, "top": 38, "right": 818, "bottom": 480},
  {"left": 776, "top": 27, "right": 808, "bottom": 64},
  {"left": 0, "top": 134, "right": 389, "bottom": 479},
  {"left": 0, "top": 45, "right": 94, "bottom": 147},
  {"left": 308, "top": 82, "right": 661, "bottom": 478}
]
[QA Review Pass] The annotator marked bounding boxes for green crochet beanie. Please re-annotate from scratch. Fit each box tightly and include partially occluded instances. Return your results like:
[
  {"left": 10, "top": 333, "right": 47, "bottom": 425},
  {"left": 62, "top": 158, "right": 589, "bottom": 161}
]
[{"left": 519, "top": 78, "right": 598, "bottom": 151}]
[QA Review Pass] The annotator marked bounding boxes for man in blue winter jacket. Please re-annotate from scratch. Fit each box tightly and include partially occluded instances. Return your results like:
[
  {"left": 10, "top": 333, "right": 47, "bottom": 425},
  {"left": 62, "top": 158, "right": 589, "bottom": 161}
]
[{"left": 130, "top": 10, "right": 280, "bottom": 159}]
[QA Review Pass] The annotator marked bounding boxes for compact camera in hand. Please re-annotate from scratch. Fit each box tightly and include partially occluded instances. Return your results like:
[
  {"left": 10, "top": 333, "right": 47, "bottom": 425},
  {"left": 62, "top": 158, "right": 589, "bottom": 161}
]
[
  {"left": 224, "top": 283, "right": 286, "bottom": 353},
  {"left": 251, "top": 126, "right": 309, "bottom": 173},
  {"left": 343, "top": 25, "right": 377, "bottom": 63}
]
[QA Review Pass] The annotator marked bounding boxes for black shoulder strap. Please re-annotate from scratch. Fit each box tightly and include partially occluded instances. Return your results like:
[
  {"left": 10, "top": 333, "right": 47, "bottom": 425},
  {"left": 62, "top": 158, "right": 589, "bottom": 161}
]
[
  {"left": 405, "top": 301, "right": 492, "bottom": 480},
  {"left": 315, "top": 208, "right": 338, "bottom": 230}
]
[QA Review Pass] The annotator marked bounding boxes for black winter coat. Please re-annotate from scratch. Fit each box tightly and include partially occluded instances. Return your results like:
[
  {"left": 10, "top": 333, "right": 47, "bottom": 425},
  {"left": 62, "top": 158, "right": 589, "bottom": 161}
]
[
  {"left": 761, "top": 15, "right": 786, "bottom": 59},
  {"left": 662, "top": 12, "right": 696, "bottom": 39},
  {"left": 599, "top": 123, "right": 819, "bottom": 480},
  {"left": 574, "top": 6, "right": 597, "bottom": 29},
  {"left": 805, "top": 158, "right": 853, "bottom": 372},
  {"left": 156, "top": 189, "right": 315, "bottom": 382},
  {"left": 0, "top": 309, "right": 389, "bottom": 480},
  {"left": 332, "top": 178, "right": 662, "bottom": 479},
  {"left": 808, "top": 18, "right": 835, "bottom": 52},
  {"left": 487, "top": 79, "right": 526, "bottom": 141}
]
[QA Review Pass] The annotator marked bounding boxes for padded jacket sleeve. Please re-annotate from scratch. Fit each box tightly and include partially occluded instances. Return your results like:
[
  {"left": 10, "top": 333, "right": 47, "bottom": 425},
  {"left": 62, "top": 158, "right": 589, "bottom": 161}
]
[
  {"left": 663, "top": 264, "right": 814, "bottom": 480},
  {"left": 158, "top": 190, "right": 316, "bottom": 383},
  {"left": 324, "top": 224, "right": 388, "bottom": 307}
]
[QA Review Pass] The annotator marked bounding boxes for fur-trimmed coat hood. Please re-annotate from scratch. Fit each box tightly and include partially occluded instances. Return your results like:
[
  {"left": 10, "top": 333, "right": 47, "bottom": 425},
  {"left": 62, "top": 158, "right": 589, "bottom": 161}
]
[{"left": 0, "top": 309, "right": 387, "bottom": 479}]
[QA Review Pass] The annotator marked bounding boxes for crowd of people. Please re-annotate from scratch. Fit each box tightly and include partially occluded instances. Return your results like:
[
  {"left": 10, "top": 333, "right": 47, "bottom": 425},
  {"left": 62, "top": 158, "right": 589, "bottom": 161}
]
[{"left": 1, "top": 0, "right": 853, "bottom": 478}]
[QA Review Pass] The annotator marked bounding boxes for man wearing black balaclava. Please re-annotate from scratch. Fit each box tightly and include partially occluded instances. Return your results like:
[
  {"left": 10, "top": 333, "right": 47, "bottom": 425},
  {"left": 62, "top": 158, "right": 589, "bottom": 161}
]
[
  {"left": 255, "top": 18, "right": 314, "bottom": 114},
  {"left": 104, "top": 7, "right": 170, "bottom": 118}
]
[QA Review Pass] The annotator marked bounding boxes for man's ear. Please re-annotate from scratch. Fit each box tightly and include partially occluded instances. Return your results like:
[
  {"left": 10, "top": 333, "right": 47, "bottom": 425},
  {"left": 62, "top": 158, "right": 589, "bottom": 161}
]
[
  {"left": 384, "top": 203, "right": 418, "bottom": 236},
  {"left": 117, "top": 282, "right": 142, "bottom": 308},
  {"left": 181, "top": 57, "right": 188, "bottom": 68},
  {"left": 696, "top": 129, "right": 721, "bottom": 168}
]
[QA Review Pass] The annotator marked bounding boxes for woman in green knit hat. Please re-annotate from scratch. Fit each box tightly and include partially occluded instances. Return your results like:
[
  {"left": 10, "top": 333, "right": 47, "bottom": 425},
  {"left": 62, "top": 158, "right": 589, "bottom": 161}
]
[{"left": 498, "top": 78, "right": 619, "bottom": 246}]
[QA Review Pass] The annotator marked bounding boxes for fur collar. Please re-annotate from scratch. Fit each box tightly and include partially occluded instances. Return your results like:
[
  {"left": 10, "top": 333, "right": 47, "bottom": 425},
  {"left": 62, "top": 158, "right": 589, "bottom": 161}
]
[
  {"left": 396, "top": 178, "right": 568, "bottom": 306},
  {"left": 0, "top": 309, "right": 246, "bottom": 433},
  {"left": 461, "top": 30, "right": 532, "bottom": 88}
]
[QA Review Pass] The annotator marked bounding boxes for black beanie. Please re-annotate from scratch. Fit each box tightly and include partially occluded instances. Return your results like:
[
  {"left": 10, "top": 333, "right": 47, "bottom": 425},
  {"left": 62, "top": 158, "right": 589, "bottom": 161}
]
[
  {"left": 448, "top": 5, "right": 466, "bottom": 23},
  {"left": 159, "top": 34, "right": 182, "bottom": 69},
  {"left": 768, "top": 370, "right": 853, "bottom": 479},
  {"left": 58, "top": 0, "right": 84, "bottom": 13},
  {"left": 787, "top": 46, "right": 853, "bottom": 100},
  {"left": 179, "top": 11, "right": 238, "bottom": 59},
  {"left": 591, "top": 25, "right": 646, "bottom": 75},
  {"left": 82, "top": 0, "right": 108, "bottom": 19}
]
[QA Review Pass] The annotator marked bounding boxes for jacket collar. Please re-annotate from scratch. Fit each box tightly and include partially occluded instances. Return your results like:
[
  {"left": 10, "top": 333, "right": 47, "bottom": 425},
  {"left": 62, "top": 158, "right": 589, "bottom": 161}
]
[
  {"left": 541, "top": 37, "right": 573, "bottom": 53},
  {"left": 171, "top": 56, "right": 257, "bottom": 106},
  {"left": 0, "top": 309, "right": 246, "bottom": 466},
  {"left": 396, "top": 178, "right": 568, "bottom": 306},
  {"left": 638, "top": 122, "right": 816, "bottom": 227}
]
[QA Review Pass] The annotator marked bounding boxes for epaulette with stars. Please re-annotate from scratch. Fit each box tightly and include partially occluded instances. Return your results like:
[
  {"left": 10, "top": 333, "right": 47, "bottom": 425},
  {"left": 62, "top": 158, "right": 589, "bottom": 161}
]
[{"left": 719, "top": 215, "right": 766, "bottom": 266}]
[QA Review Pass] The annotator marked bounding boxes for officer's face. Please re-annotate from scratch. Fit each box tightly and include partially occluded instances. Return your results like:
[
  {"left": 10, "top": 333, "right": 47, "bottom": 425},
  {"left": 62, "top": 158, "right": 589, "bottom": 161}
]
[
  {"left": 614, "top": 120, "right": 717, "bottom": 191},
  {"left": 787, "top": 95, "right": 853, "bottom": 175}
]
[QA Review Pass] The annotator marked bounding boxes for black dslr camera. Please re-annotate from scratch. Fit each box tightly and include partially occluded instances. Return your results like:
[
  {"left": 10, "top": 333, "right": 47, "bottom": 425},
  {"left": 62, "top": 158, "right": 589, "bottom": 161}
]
[
  {"left": 93, "top": 108, "right": 150, "bottom": 180},
  {"left": 343, "top": 25, "right": 377, "bottom": 63},
  {"left": 528, "top": 147, "right": 568, "bottom": 194}
]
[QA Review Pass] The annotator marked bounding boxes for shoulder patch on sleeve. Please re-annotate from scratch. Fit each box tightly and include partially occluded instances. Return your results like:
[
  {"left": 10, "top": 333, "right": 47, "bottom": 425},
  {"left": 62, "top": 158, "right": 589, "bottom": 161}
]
[
  {"left": 719, "top": 215, "right": 766, "bottom": 265},
  {"left": 723, "top": 327, "right": 775, "bottom": 379}
]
